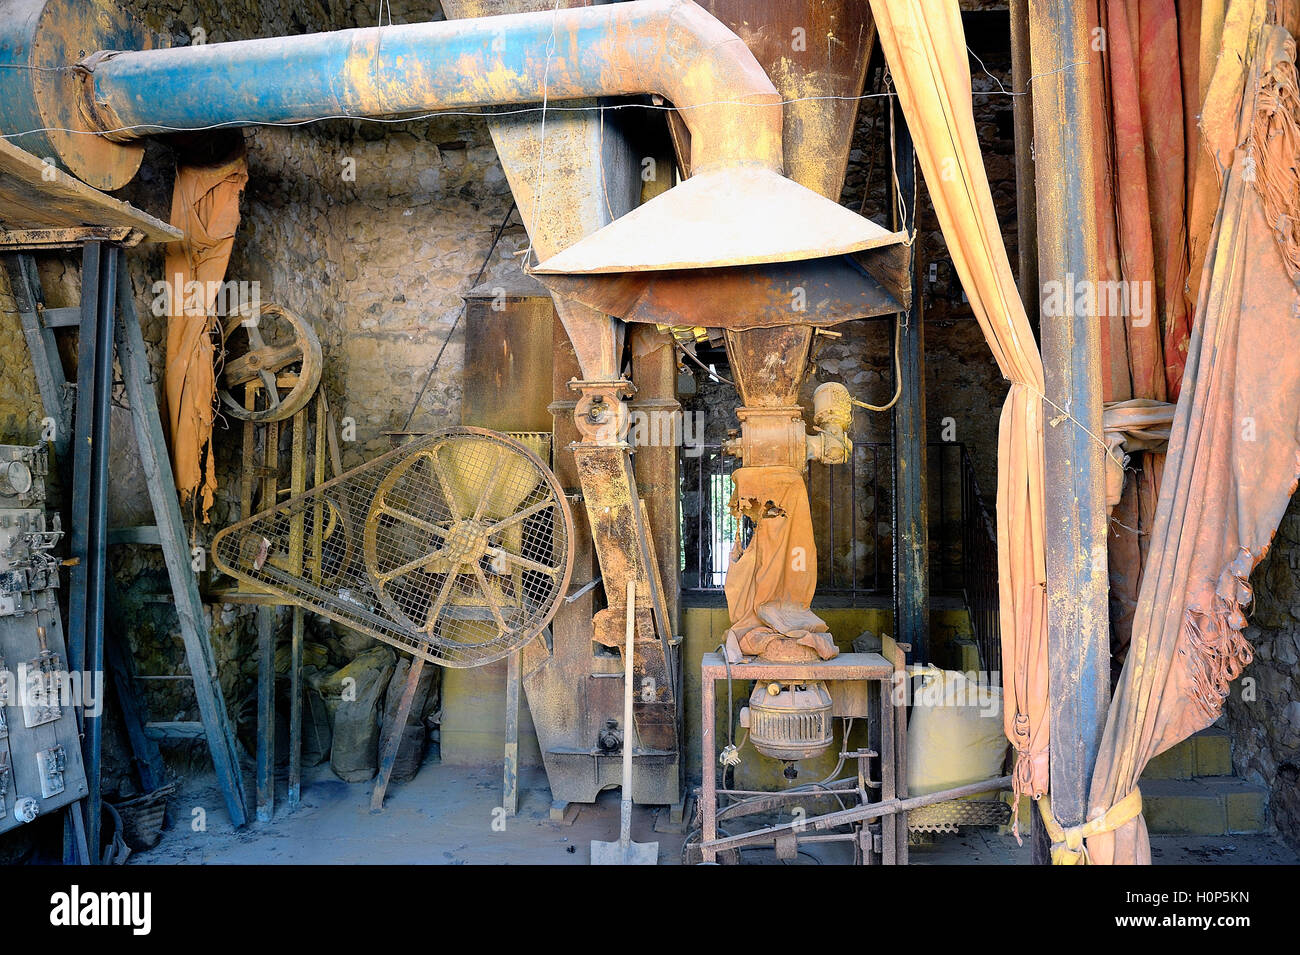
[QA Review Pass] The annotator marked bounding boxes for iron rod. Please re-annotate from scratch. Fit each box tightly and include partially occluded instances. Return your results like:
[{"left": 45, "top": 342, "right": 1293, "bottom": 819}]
[
  {"left": 703, "top": 775, "right": 1013, "bottom": 853},
  {"left": 1028, "top": 0, "right": 1110, "bottom": 862}
]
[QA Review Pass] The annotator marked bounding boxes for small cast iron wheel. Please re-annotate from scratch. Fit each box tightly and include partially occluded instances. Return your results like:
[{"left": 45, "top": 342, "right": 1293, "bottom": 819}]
[
  {"left": 263, "top": 492, "right": 354, "bottom": 588},
  {"left": 361, "top": 428, "right": 574, "bottom": 668},
  {"left": 310, "top": 495, "right": 355, "bottom": 589},
  {"left": 219, "top": 301, "right": 323, "bottom": 422}
]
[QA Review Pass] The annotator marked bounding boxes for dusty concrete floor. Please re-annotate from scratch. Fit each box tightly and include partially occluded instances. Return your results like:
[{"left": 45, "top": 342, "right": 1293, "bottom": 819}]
[{"left": 131, "top": 761, "right": 1300, "bottom": 865}]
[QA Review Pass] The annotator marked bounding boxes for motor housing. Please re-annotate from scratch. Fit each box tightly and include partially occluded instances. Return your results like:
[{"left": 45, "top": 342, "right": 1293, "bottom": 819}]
[{"left": 740, "top": 680, "right": 834, "bottom": 762}]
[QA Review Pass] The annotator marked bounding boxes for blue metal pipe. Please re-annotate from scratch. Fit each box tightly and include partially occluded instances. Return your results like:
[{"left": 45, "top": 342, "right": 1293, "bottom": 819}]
[{"left": 84, "top": 0, "right": 782, "bottom": 175}]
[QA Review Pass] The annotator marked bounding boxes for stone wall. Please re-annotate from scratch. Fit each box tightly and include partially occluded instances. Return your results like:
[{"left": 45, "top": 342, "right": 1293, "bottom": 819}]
[{"left": 1227, "top": 492, "right": 1300, "bottom": 852}]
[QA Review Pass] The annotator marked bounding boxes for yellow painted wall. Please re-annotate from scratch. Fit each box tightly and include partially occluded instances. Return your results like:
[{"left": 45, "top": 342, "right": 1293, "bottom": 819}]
[
  {"left": 440, "top": 601, "right": 980, "bottom": 790},
  {"left": 440, "top": 657, "right": 544, "bottom": 768}
]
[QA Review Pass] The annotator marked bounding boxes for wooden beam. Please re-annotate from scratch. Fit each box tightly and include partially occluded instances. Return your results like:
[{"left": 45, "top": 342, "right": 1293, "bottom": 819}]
[
  {"left": 0, "top": 254, "right": 71, "bottom": 461},
  {"left": 1010, "top": 0, "right": 1039, "bottom": 323},
  {"left": 0, "top": 138, "right": 180, "bottom": 243},
  {"left": 0, "top": 227, "right": 142, "bottom": 250},
  {"left": 1027, "top": 0, "right": 1111, "bottom": 860},
  {"left": 891, "top": 97, "right": 929, "bottom": 666},
  {"left": 502, "top": 649, "right": 521, "bottom": 816},
  {"left": 371, "top": 656, "right": 426, "bottom": 811},
  {"left": 114, "top": 253, "right": 250, "bottom": 827}
]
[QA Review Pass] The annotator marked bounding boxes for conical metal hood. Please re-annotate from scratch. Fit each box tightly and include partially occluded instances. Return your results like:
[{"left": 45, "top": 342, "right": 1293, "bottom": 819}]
[
  {"left": 535, "top": 166, "right": 902, "bottom": 273},
  {"left": 532, "top": 167, "right": 909, "bottom": 329}
]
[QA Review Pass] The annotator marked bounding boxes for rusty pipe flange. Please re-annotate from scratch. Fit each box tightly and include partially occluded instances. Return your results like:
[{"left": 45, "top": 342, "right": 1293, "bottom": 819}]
[
  {"left": 568, "top": 378, "right": 635, "bottom": 445},
  {"left": 731, "top": 406, "right": 808, "bottom": 470},
  {"left": 0, "top": 0, "right": 165, "bottom": 190}
]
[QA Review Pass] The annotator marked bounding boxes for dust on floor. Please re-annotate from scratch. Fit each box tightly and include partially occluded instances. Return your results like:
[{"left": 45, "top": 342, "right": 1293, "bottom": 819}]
[{"left": 129, "top": 762, "right": 1299, "bottom": 865}]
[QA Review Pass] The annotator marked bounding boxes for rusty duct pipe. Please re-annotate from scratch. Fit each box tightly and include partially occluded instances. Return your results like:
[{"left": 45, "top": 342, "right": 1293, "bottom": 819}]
[
  {"left": 77, "top": 0, "right": 779, "bottom": 179},
  {"left": 0, "top": 0, "right": 905, "bottom": 320}
]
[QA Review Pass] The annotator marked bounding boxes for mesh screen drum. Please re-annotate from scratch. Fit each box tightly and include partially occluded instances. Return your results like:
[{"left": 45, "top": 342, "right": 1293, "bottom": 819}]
[{"left": 212, "top": 428, "right": 573, "bottom": 667}]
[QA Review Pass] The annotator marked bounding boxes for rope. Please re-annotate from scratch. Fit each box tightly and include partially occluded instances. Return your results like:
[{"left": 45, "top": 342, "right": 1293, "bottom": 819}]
[
  {"left": 400, "top": 200, "right": 516, "bottom": 430},
  {"left": 1036, "top": 787, "right": 1143, "bottom": 865}
]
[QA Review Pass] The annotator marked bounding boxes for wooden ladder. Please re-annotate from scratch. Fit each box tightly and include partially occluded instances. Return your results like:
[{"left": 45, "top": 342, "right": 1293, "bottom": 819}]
[{"left": 3, "top": 247, "right": 250, "bottom": 843}]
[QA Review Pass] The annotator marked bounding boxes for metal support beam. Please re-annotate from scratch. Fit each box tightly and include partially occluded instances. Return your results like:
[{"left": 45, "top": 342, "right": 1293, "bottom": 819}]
[
  {"left": 1027, "top": 0, "right": 1111, "bottom": 862},
  {"left": 890, "top": 98, "right": 928, "bottom": 666},
  {"left": 68, "top": 241, "right": 116, "bottom": 861}
]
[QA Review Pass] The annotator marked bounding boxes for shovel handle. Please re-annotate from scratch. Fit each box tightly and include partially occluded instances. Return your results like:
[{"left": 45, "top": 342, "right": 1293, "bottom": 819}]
[{"left": 621, "top": 579, "right": 636, "bottom": 846}]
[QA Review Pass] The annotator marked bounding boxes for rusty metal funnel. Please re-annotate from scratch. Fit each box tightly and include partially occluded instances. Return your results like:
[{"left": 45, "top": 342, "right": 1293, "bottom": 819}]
[
  {"left": 532, "top": 167, "right": 909, "bottom": 329},
  {"left": 536, "top": 167, "right": 899, "bottom": 272}
]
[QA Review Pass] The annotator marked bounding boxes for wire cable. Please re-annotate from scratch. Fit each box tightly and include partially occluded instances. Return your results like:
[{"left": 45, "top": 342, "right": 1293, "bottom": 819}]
[{"left": 400, "top": 199, "right": 516, "bottom": 431}]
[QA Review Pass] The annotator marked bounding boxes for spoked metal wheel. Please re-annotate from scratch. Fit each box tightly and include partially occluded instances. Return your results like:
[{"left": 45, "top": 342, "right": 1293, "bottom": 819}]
[
  {"left": 219, "top": 301, "right": 322, "bottom": 422},
  {"left": 362, "top": 428, "right": 573, "bottom": 667}
]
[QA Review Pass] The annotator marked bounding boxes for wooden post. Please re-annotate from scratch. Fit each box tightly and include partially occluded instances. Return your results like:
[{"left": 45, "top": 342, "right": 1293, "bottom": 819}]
[
  {"left": 502, "top": 649, "right": 521, "bottom": 816},
  {"left": 255, "top": 414, "right": 279, "bottom": 823},
  {"left": 287, "top": 407, "right": 307, "bottom": 807},
  {"left": 1010, "top": 0, "right": 1039, "bottom": 323},
  {"left": 114, "top": 255, "right": 250, "bottom": 827},
  {"left": 371, "top": 656, "right": 425, "bottom": 811},
  {"left": 255, "top": 605, "right": 275, "bottom": 823},
  {"left": 891, "top": 97, "right": 929, "bottom": 666},
  {"left": 1027, "top": 0, "right": 1111, "bottom": 861}
]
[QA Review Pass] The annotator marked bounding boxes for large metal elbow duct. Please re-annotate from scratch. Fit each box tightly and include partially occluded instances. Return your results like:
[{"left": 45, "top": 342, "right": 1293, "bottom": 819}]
[
  {"left": 0, "top": 0, "right": 777, "bottom": 188},
  {"left": 79, "top": 0, "right": 782, "bottom": 179},
  {"left": 0, "top": 0, "right": 907, "bottom": 326}
]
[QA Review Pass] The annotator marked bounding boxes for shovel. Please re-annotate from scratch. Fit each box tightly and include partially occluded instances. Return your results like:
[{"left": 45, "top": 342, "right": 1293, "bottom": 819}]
[{"left": 591, "top": 579, "right": 659, "bottom": 865}]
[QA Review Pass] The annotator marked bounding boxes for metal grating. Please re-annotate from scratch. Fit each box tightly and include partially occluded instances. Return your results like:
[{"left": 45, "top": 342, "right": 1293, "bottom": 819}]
[
  {"left": 213, "top": 428, "right": 573, "bottom": 668},
  {"left": 681, "top": 441, "right": 999, "bottom": 616}
]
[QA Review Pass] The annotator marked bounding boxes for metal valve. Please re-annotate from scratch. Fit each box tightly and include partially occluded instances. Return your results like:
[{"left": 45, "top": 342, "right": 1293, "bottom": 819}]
[{"left": 12, "top": 796, "right": 38, "bottom": 824}]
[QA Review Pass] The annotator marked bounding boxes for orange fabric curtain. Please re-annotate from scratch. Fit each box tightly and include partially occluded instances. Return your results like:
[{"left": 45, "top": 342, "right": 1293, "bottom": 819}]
[
  {"left": 868, "top": 0, "right": 1050, "bottom": 802},
  {"left": 163, "top": 147, "right": 248, "bottom": 522},
  {"left": 1089, "top": 0, "right": 1193, "bottom": 665},
  {"left": 1087, "top": 8, "right": 1300, "bottom": 865}
]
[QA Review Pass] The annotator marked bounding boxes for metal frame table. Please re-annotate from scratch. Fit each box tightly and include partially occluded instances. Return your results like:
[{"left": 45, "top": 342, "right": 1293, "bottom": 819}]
[{"left": 699, "top": 649, "right": 907, "bottom": 864}]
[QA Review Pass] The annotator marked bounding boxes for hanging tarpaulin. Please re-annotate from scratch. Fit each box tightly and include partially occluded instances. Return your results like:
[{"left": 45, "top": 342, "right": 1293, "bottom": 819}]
[
  {"left": 1099, "top": 0, "right": 1186, "bottom": 404},
  {"left": 867, "top": 0, "right": 1050, "bottom": 804},
  {"left": 1088, "top": 0, "right": 1203, "bottom": 666},
  {"left": 162, "top": 144, "right": 248, "bottom": 522},
  {"left": 1085, "top": 8, "right": 1300, "bottom": 865},
  {"left": 723, "top": 466, "right": 837, "bottom": 663}
]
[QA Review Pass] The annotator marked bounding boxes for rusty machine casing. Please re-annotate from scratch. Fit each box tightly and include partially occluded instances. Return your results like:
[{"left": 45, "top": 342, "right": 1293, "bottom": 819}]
[{"left": 457, "top": 274, "right": 685, "bottom": 805}]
